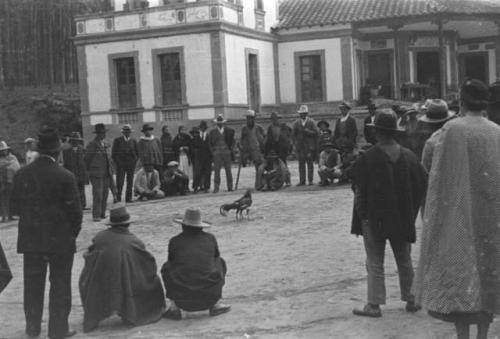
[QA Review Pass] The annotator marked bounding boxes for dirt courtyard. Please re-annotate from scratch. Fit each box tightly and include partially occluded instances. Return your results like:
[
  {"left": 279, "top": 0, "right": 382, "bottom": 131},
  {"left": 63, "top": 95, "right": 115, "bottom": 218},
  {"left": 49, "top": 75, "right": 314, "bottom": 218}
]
[{"left": 1, "top": 161, "right": 499, "bottom": 339}]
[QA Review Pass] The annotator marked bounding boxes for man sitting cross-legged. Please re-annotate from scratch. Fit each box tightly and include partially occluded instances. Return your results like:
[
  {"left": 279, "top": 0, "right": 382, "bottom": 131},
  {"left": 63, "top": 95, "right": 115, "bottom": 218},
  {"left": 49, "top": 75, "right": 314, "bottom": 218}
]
[
  {"left": 318, "top": 142, "right": 342, "bottom": 186},
  {"left": 256, "top": 151, "right": 290, "bottom": 191},
  {"left": 162, "top": 161, "right": 189, "bottom": 196},
  {"left": 134, "top": 163, "right": 165, "bottom": 201},
  {"left": 162, "top": 208, "right": 230, "bottom": 320}
]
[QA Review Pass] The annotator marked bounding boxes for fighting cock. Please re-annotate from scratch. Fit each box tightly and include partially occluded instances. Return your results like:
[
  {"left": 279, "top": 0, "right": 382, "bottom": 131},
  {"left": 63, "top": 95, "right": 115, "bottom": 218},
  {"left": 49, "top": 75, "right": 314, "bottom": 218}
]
[{"left": 219, "top": 189, "right": 252, "bottom": 220}]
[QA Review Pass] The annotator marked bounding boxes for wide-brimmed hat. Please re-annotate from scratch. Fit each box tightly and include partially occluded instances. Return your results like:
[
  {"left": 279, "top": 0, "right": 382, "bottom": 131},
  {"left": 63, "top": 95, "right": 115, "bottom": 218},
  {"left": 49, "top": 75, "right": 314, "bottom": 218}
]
[
  {"left": 0, "top": 141, "right": 10, "bottom": 152},
  {"left": 317, "top": 120, "right": 330, "bottom": 128},
  {"left": 246, "top": 110, "right": 256, "bottom": 118},
  {"left": 93, "top": 123, "right": 107, "bottom": 134},
  {"left": 38, "top": 128, "right": 62, "bottom": 153},
  {"left": 69, "top": 132, "right": 83, "bottom": 141},
  {"left": 199, "top": 120, "right": 208, "bottom": 129},
  {"left": 167, "top": 161, "right": 179, "bottom": 167},
  {"left": 174, "top": 208, "right": 211, "bottom": 228},
  {"left": 297, "top": 105, "right": 309, "bottom": 114},
  {"left": 105, "top": 204, "right": 135, "bottom": 226},
  {"left": 141, "top": 123, "right": 154, "bottom": 132},
  {"left": 214, "top": 114, "right": 227, "bottom": 123},
  {"left": 419, "top": 99, "right": 455, "bottom": 123},
  {"left": 121, "top": 124, "right": 133, "bottom": 132},
  {"left": 339, "top": 101, "right": 351, "bottom": 110},
  {"left": 367, "top": 112, "right": 404, "bottom": 131},
  {"left": 24, "top": 137, "right": 36, "bottom": 144}
]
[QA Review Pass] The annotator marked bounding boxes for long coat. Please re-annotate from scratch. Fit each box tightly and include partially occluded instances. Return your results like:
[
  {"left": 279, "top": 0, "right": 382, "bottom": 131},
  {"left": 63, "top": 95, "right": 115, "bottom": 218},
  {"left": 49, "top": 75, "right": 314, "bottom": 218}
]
[
  {"left": 292, "top": 118, "right": 319, "bottom": 155},
  {"left": 208, "top": 127, "right": 235, "bottom": 154},
  {"left": 84, "top": 138, "right": 113, "bottom": 178},
  {"left": 63, "top": 145, "right": 88, "bottom": 185},
  {"left": 137, "top": 136, "right": 163, "bottom": 168},
  {"left": 240, "top": 124, "right": 265, "bottom": 164},
  {"left": 161, "top": 227, "right": 226, "bottom": 312},
  {"left": 79, "top": 227, "right": 165, "bottom": 332},
  {"left": 333, "top": 116, "right": 358, "bottom": 150},
  {"left": 11, "top": 156, "right": 82, "bottom": 254},
  {"left": 264, "top": 123, "right": 291, "bottom": 161},
  {"left": 112, "top": 136, "right": 138, "bottom": 170}
]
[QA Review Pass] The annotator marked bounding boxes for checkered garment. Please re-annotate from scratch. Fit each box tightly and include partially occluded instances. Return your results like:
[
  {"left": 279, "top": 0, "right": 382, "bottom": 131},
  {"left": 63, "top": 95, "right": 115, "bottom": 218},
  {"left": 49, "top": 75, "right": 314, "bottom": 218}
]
[{"left": 413, "top": 116, "right": 500, "bottom": 315}]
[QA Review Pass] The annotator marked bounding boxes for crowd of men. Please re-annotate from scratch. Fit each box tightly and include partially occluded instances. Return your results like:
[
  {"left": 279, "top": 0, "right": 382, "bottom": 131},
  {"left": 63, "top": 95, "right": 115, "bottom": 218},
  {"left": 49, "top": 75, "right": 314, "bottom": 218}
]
[{"left": 0, "top": 79, "right": 499, "bottom": 339}]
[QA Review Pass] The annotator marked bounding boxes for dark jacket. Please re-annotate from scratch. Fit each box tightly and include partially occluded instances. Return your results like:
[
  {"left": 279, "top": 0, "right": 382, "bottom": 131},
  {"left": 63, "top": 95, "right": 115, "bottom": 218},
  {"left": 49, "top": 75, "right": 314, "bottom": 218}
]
[
  {"left": 84, "top": 138, "right": 113, "bottom": 178},
  {"left": 161, "top": 227, "right": 226, "bottom": 312},
  {"left": 333, "top": 116, "right": 358, "bottom": 150},
  {"left": 363, "top": 116, "right": 377, "bottom": 145},
  {"left": 79, "top": 227, "right": 165, "bottom": 332},
  {"left": 292, "top": 118, "right": 319, "bottom": 154},
  {"left": 63, "top": 145, "right": 88, "bottom": 185},
  {"left": 172, "top": 132, "right": 192, "bottom": 162},
  {"left": 111, "top": 136, "right": 138, "bottom": 170},
  {"left": 265, "top": 123, "right": 291, "bottom": 161},
  {"left": 160, "top": 132, "right": 176, "bottom": 166},
  {"left": 11, "top": 156, "right": 82, "bottom": 253},
  {"left": 352, "top": 145, "right": 427, "bottom": 243},
  {"left": 208, "top": 127, "right": 235, "bottom": 153}
]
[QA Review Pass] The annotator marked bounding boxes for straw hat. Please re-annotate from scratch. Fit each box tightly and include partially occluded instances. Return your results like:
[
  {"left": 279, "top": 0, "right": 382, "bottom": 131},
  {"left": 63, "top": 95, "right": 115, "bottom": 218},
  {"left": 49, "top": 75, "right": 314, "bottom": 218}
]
[
  {"left": 0, "top": 141, "right": 10, "bottom": 152},
  {"left": 246, "top": 110, "right": 256, "bottom": 117},
  {"left": 297, "top": 105, "right": 309, "bottom": 114},
  {"left": 214, "top": 114, "right": 227, "bottom": 123},
  {"left": 174, "top": 208, "right": 211, "bottom": 228},
  {"left": 121, "top": 124, "right": 133, "bottom": 132}
]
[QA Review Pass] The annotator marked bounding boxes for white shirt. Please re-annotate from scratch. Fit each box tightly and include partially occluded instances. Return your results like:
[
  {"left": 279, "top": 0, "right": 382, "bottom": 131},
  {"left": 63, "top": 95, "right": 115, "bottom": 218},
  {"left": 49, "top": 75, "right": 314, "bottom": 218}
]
[
  {"left": 340, "top": 113, "right": 351, "bottom": 122},
  {"left": 218, "top": 127, "right": 225, "bottom": 134}
]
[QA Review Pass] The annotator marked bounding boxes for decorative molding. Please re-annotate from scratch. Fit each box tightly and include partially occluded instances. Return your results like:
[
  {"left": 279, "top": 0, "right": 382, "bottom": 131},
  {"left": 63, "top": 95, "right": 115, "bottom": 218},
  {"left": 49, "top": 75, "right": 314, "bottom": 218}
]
[
  {"left": 210, "top": 31, "right": 228, "bottom": 116},
  {"left": 277, "top": 28, "right": 352, "bottom": 42},
  {"left": 76, "top": 46, "right": 89, "bottom": 114}
]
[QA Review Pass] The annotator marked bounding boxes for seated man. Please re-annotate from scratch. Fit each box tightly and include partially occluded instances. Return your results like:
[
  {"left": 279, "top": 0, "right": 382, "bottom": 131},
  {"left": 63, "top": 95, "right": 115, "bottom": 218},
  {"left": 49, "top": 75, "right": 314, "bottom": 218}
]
[
  {"left": 318, "top": 143, "right": 342, "bottom": 186},
  {"left": 256, "top": 151, "right": 290, "bottom": 191},
  {"left": 79, "top": 205, "right": 165, "bottom": 333},
  {"left": 134, "top": 163, "right": 165, "bottom": 201},
  {"left": 162, "top": 208, "right": 230, "bottom": 320},
  {"left": 162, "top": 161, "right": 189, "bottom": 196}
]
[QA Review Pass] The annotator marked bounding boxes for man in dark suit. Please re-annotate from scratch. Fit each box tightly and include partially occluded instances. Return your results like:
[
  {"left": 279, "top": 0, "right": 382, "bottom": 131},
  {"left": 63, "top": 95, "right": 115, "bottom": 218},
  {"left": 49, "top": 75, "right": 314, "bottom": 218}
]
[
  {"left": 10, "top": 128, "right": 82, "bottom": 339},
  {"left": 84, "top": 123, "right": 114, "bottom": 221},
  {"left": 112, "top": 124, "right": 138, "bottom": 203},
  {"left": 333, "top": 101, "right": 358, "bottom": 152},
  {"left": 208, "top": 115, "right": 235, "bottom": 193},
  {"left": 198, "top": 121, "right": 212, "bottom": 193},
  {"left": 62, "top": 132, "right": 88, "bottom": 209},
  {"left": 292, "top": 105, "right": 319, "bottom": 186},
  {"left": 363, "top": 103, "right": 377, "bottom": 145}
]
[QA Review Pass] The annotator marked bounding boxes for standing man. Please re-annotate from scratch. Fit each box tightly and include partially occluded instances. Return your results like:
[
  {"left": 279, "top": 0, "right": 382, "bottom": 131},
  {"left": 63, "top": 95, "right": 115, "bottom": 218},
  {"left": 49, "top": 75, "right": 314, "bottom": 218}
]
[
  {"left": 363, "top": 103, "right": 377, "bottom": 145},
  {"left": 292, "top": 105, "right": 319, "bottom": 186},
  {"left": 111, "top": 124, "right": 138, "bottom": 203},
  {"left": 63, "top": 132, "right": 88, "bottom": 210},
  {"left": 351, "top": 112, "right": 426, "bottom": 317},
  {"left": 333, "top": 101, "right": 358, "bottom": 153},
  {"left": 11, "top": 128, "right": 82, "bottom": 339},
  {"left": 198, "top": 121, "right": 212, "bottom": 193},
  {"left": 208, "top": 115, "right": 235, "bottom": 193},
  {"left": 137, "top": 124, "right": 163, "bottom": 173},
  {"left": 160, "top": 125, "right": 176, "bottom": 169},
  {"left": 84, "top": 123, "right": 114, "bottom": 222},
  {"left": 239, "top": 110, "right": 265, "bottom": 189}
]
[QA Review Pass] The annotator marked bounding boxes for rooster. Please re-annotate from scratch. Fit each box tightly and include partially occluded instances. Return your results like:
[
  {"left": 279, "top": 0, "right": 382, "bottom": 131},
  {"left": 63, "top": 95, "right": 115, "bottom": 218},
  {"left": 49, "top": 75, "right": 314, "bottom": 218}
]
[{"left": 219, "top": 189, "right": 252, "bottom": 220}]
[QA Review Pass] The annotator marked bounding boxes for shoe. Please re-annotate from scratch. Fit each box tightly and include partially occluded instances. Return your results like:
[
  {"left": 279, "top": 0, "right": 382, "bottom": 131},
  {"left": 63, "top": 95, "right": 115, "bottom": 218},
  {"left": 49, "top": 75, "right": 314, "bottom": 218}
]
[
  {"left": 63, "top": 330, "right": 77, "bottom": 338},
  {"left": 163, "top": 308, "right": 182, "bottom": 320},
  {"left": 405, "top": 301, "right": 422, "bottom": 313},
  {"left": 125, "top": 199, "right": 132, "bottom": 203},
  {"left": 352, "top": 304, "right": 382, "bottom": 318},
  {"left": 296, "top": 183, "right": 305, "bottom": 186},
  {"left": 26, "top": 324, "right": 41, "bottom": 337},
  {"left": 209, "top": 303, "right": 231, "bottom": 316}
]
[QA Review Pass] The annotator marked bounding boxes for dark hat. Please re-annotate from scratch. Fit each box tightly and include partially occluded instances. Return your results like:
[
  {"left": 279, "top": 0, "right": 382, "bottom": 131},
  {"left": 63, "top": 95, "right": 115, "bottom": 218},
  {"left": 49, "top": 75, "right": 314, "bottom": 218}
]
[
  {"left": 69, "top": 131, "right": 83, "bottom": 141},
  {"left": 105, "top": 204, "right": 135, "bottom": 226},
  {"left": 367, "top": 103, "right": 377, "bottom": 110},
  {"left": 214, "top": 114, "right": 227, "bottom": 123},
  {"left": 38, "top": 128, "right": 62, "bottom": 153},
  {"left": 461, "top": 79, "right": 489, "bottom": 107},
  {"left": 141, "top": 123, "right": 154, "bottom": 132},
  {"left": 317, "top": 120, "right": 330, "bottom": 128},
  {"left": 199, "top": 120, "right": 208, "bottom": 129},
  {"left": 93, "top": 123, "right": 107, "bottom": 134},
  {"left": 419, "top": 99, "right": 455, "bottom": 123},
  {"left": 367, "top": 112, "right": 404, "bottom": 131},
  {"left": 174, "top": 208, "right": 211, "bottom": 228}
]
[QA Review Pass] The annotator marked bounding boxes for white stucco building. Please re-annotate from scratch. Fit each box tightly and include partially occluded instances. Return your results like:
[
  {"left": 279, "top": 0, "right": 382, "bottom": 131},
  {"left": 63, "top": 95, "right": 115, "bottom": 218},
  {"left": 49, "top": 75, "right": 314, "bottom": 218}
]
[{"left": 74, "top": 0, "right": 500, "bottom": 141}]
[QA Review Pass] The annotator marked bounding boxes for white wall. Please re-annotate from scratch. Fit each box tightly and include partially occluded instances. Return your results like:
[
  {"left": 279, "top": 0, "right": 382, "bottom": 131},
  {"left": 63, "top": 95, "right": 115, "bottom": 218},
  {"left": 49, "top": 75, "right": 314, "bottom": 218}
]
[
  {"left": 224, "top": 34, "right": 276, "bottom": 105},
  {"left": 278, "top": 38, "right": 344, "bottom": 103},
  {"left": 85, "top": 33, "right": 213, "bottom": 112},
  {"left": 241, "top": 0, "right": 255, "bottom": 30}
]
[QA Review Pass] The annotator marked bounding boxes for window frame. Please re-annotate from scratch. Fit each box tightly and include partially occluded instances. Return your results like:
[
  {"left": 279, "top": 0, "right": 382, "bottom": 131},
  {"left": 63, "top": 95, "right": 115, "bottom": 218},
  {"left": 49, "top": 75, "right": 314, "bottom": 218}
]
[
  {"left": 108, "top": 51, "right": 142, "bottom": 110},
  {"left": 294, "top": 50, "right": 326, "bottom": 103},
  {"left": 152, "top": 47, "right": 187, "bottom": 108},
  {"left": 245, "top": 48, "right": 261, "bottom": 111}
]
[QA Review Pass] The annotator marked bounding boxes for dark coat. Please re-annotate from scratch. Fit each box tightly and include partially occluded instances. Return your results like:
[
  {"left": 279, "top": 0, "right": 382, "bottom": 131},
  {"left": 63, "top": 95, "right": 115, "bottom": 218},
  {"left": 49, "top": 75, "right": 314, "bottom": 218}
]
[
  {"left": 160, "top": 132, "right": 176, "bottom": 166},
  {"left": 292, "top": 118, "right": 319, "bottom": 154},
  {"left": 265, "top": 123, "right": 291, "bottom": 161},
  {"left": 333, "top": 116, "right": 358, "bottom": 150},
  {"left": 11, "top": 156, "right": 82, "bottom": 254},
  {"left": 172, "top": 132, "right": 192, "bottom": 162},
  {"left": 191, "top": 134, "right": 211, "bottom": 166},
  {"left": 351, "top": 145, "right": 427, "bottom": 243},
  {"left": 62, "top": 145, "right": 88, "bottom": 185},
  {"left": 79, "top": 227, "right": 165, "bottom": 332},
  {"left": 208, "top": 127, "right": 235, "bottom": 153},
  {"left": 111, "top": 136, "right": 138, "bottom": 170},
  {"left": 84, "top": 138, "right": 113, "bottom": 178},
  {"left": 363, "top": 116, "right": 377, "bottom": 145},
  {"left": 161, "top": 227, "right": 226, "bottom": 312}
]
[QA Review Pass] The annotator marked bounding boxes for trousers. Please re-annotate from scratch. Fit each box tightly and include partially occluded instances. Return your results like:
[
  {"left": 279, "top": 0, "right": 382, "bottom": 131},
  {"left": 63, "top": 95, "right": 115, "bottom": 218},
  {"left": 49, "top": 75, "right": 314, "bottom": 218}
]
[
  {"left": 23, "top": 253, "right": 74, "bottom": 339},
  {"left": 362, "top": 222, "right": 415, "bottom": 305},
  {"left": 77, "top": 183, "right": 86, "bottom": 209},
  {"left": 89, "top": 176, "right": 110, "bottom": 219},
  {"left": 213, "top": 151, "right": 233, "bottom": 190},
  {"left": 115, "top": 166, "right": 134, "bottom": 202},
  {"left": 297, "top": 152, "right": 314, "bottom": 184}
]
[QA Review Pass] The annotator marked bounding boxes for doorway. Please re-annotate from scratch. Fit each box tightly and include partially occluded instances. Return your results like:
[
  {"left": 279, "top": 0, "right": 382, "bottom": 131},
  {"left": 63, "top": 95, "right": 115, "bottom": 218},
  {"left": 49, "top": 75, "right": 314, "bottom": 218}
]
[
  {"left": 460, "top": 52, "right": 489, "bottom": 85},
  {"left": 365, "top": 51, "right": 393, "bottom": 99},
  {"left": 416, "top": 51, "right": 441, "bottom": 98}
]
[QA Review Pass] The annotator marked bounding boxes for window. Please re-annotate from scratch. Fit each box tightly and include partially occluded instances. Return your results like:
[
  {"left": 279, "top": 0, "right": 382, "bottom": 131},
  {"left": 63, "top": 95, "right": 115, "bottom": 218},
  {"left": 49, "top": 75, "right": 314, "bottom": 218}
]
[
  {"left": 115, "top": 57, "right": 137, "bottom": 108},
  {"left": 118, "top": 112, "right": 139, "bottom": 124},
  {"left": 295, "top": 51, "right": 325, "bottom": 102},
  {"left": 159, "top": 53, "right": 182, "bottom": 105},
  {"left": 256, "top": 0, "right": 263, "bottom": 10}
]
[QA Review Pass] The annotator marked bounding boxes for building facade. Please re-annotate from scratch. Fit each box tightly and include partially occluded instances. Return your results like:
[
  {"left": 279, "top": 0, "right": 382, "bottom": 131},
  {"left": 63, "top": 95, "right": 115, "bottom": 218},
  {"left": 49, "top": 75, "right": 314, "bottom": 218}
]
[{"left": 74, "top": 0, "right": 500, "bottom": 142}]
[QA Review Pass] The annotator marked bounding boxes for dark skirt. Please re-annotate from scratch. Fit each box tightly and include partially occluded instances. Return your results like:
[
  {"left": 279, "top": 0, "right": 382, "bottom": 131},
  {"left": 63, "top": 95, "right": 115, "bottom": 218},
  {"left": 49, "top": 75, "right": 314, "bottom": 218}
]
[{"left": 428, "top": 311, "right": 493, "bottom": 324}]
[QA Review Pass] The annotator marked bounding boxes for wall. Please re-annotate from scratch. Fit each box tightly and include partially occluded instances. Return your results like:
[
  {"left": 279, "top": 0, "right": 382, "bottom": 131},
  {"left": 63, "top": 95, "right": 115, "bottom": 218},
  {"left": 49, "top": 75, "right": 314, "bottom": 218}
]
[
  {"left": 225, "top": 34, "right": 276, "bottom": 108},
  {"left": 278, "top": 38, "right": 344, "bottom": 103}
]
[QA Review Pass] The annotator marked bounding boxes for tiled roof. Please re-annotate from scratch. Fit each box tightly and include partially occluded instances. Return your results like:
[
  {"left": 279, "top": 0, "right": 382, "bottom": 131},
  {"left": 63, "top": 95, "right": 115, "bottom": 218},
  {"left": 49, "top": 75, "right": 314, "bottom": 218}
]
[{"left": 277, "top": 0, "right": 500, "bottom": 29}]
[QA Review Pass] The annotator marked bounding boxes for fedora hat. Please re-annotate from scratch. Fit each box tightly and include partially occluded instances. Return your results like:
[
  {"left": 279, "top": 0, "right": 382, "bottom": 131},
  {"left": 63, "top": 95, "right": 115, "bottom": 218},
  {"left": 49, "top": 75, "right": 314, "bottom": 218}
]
[
  {"left": 367, "top": 103, "right": 377, "bottom": 110},
  {"left": 24, "top": 137, "right": 36, "bottom": 144},
  {"left": 317, "top": 120, "right": 330, "bottom": 129},
  {"left": 419, "top": 99, "right": 455, "bottom": 123},
  {"left": 167, "top": 161, "right": 179, "bottom": 167},
  {"left": 297, "top": 105, "right": 309, "bottom": 114},
  {"left": 339, "top": 101, "right": 351, "bottom": 110},
  {"left": 37, "top": 128, "right": 62, "bottom": 153},
  {"left": 367, "top": 112, "right": 404, "bottom": 131},
  {"left": 105, "top": 204, "right": 135, "bottom": 226},
  {"left": 121, "top": 124, "right": 133, "bottom": 132},
  {"left": 69, "top": 132, "right": 83, "bottom": 141},
  {"left": 0, "top": 141, "right": 10, "bottom": 152},
  {"left": 141, "top": 123, "right": 154, "bottom": 132},
  {"left": 93, "top": 123, "right": 107, "bottom": 134},
  {"left": 174, "top": 208, "right": 211, "bottom": 228},
  {"left": 213, "top": 114, "right": 227, "bottom": 123},
  {"left": 199, "top": 120, "right": 208, "bottom": 129}
]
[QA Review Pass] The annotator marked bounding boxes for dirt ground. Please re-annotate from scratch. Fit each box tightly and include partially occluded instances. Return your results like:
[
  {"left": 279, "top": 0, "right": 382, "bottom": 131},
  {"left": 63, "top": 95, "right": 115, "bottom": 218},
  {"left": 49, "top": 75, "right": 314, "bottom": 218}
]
[{"left": 1, "top": 161, "right": 499, "bottom": 339}]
